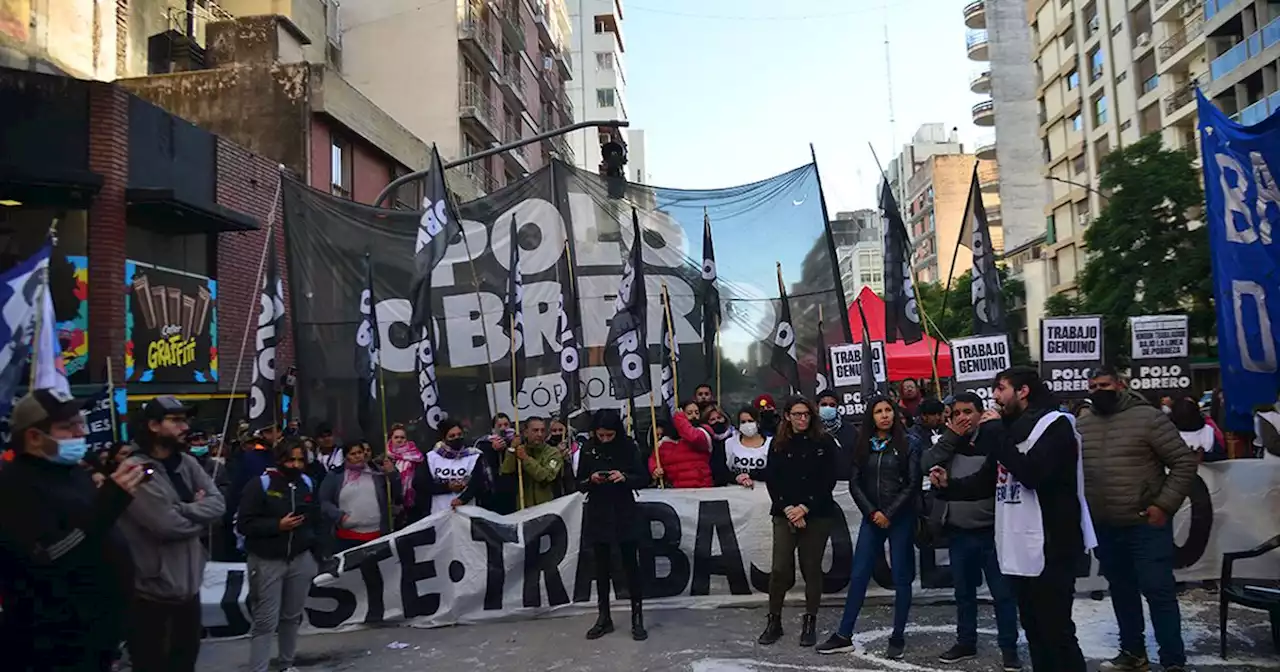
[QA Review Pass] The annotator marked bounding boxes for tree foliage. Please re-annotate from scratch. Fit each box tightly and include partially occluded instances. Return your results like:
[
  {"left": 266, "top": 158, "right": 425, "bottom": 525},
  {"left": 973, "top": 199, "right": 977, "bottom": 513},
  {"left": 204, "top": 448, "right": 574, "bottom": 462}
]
[
  {"left": 916, "top": 266, "right": 1032, "bottom": 366},
  {"left": 1071, "top": 135, "right": 1214, "bottom": 364}
]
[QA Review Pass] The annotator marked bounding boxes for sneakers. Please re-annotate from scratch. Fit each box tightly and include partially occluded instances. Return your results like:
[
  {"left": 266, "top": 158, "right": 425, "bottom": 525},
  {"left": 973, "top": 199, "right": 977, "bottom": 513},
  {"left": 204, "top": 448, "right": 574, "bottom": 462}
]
[
  {"left": 885, "top": 640, "right": 905, "bottom": 660},
  {"left": 1099, "top": 651, "right": 1151, "bottom": 671},
  {"left": 815, "top": 633, "right": 854, "bottom": 654},
  {"left": 1001, "top": 648, "right": 1024, "bottom": 671},
  {"left": 938, "top": 643, "right": 977, "bottom": 663}
]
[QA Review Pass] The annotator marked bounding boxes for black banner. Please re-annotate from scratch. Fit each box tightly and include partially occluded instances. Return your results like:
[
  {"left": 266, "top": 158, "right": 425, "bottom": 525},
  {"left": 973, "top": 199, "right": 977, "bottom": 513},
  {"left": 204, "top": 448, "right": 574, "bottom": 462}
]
[
  {"left": 124, "top": 261, "right": 217, "bottom": 384},
  {"left": 247, "top": 237, "right": 284, "bottom": 432}
]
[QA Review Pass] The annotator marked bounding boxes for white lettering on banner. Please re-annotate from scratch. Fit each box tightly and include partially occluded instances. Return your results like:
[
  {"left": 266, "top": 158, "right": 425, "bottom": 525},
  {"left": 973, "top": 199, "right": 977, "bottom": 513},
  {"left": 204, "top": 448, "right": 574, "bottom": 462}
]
[
  {"left": 1251, "top": 151, "right": 1279, "bottom": 245},
  {"left": 1129, "top": 364, "right": 1192, "bottom": 391},
  {"left": 955, "top": 384, "right": 998, "bottom": 410},
  {"left": 828, "top": 343, "right": 887, "bottom": 387},
  {"left": 1232, "top": 280, "right": 1278, "bottom": 374},
  {"left": 971, "top": 228, "right": 992, "bottom": 324},
  {"left": 417, "top": 335, "right": 444, "bottom": 430},
  {"left": 248, "top": 276, "right": 283, "bottom": 422},
  {"left": 197, "top": 461, "right": 1279, "bottom": 636},
  {"left": 1219, "top": 152, "right": 1258, "bottom": 245},
  {"left": 491, "top": 199, "right": 566, "bottom": 277},
  {"left": 1047, "top": 367, "right": 1093, "bottom": 393},
  {"left": 430, "top": 219, "right": 488, "bottom": 288},
  {"left": 1041, "top": 316, "right": 1103, "bottom": 363},
  {"left": 950, "top": 334, "right": 1010, "bottom": 383},
  {"left": 487, "top": 365, "right": 673, "bottom": 417}
]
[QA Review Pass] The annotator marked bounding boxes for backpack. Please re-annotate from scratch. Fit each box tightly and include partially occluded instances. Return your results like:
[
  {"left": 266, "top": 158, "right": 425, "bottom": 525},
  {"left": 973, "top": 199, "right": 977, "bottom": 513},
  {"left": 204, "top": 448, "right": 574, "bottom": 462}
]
[{"left": 233, "top": 472, "right": 314, "bottom": 553}]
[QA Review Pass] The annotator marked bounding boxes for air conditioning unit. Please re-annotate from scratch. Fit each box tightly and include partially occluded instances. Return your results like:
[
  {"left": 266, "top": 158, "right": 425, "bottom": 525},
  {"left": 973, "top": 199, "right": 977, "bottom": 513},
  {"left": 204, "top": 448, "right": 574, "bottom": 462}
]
[
  {"left": 1088, "top": 15, "right": 1100, "bottom": 33},
  {"left": 1077, "top": 213, "right": 1092, "bottom": 227},
  {"left": 1137, "top": 32, "right": 1151, "bottom": 47},
  {"left": 326, "top": 0, "right": 342, "bottom": 49}
]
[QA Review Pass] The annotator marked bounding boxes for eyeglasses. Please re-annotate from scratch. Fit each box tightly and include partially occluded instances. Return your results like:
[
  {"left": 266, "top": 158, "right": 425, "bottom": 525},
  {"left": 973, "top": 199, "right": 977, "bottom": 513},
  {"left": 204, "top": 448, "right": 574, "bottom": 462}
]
[{"left": 789, "top": 411, "right": 811, "bottom": 419}]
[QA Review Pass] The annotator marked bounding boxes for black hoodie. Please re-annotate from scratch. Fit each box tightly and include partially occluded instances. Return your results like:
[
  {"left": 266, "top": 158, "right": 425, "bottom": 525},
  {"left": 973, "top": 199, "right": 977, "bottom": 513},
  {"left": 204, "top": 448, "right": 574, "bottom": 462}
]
[{"left": 236, "top": 467, "right": 327, "bottom": 560}]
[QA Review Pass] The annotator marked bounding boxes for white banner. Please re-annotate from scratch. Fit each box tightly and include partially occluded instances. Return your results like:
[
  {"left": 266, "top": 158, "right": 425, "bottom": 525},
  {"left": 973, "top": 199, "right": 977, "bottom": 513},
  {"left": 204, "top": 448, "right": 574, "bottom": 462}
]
[
  {"left": 199, "top": 461, "right": 1280, "bottom": 637},
  {"left": 1130, "top": 315, "right": 1189, "bottom": 360},
  {"left": 950, "top": 334, "right": 1011, "bottom": 384},
  {"left": 829, "top": 342, "right": 886, "bottom": 387},
  {"left": 1041, "top": 315, "right": 1104, "bottom": 398}
]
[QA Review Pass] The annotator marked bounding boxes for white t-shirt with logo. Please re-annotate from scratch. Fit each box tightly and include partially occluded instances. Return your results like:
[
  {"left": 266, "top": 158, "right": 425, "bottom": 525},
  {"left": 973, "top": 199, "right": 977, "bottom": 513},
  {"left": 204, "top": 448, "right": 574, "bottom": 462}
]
[
  {"left": 425, "top": 450, "right": 481, "bottom": 514},
  {"left": 725, "top": 435, "right": 771, "bottom": 477}
]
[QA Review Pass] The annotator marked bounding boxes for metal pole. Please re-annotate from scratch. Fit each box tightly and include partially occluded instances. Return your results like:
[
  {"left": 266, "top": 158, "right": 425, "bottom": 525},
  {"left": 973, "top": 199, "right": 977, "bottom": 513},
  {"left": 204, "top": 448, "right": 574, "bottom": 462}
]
[{"left": 373, "top": 120, "right": 630, "bottom": 208}]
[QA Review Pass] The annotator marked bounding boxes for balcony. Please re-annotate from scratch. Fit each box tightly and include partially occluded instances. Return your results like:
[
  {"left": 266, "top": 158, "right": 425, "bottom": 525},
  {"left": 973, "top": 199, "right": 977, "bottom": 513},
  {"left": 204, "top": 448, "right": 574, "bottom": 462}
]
[
  {"left": 975, "top": 134, "right": 996, "bottom": 160},
  {"left": 557, "top": 88, "right": 574, "bottom": 122},
  {"left": 554, "top": 46, "right": 572, "bottom": 79},
  {"left": 1158, "top": 20, "right": 1203, "bottom": 64},
  {"left": 972, "top": 99, "right": 995, "bottom": 126},
  {"left": 980, "top": 169, "right": 1000, "bottom": 192},
  {"left": 1205, "top": 0, "right": 1237, "bottom": 21},
  {"left": 1210, "top": 33, "right": 1258, "bottom": 81},
  {"left": 1164, "top": 80, "right": 1197, "bottom": 115},
  {"left": 963, "top": 0, "right": 986, "bottom": 29},
  {"left": 1239, "top": 98, "right": 1271, "bottom": 125},
  {"left": 533, "top": 0, "right": 553, "bottom": 46},
  {"left": 970, "top": 69, "right": 992, "bottom": 94},
  {"left": 502, "top": 122, "right": 531, "bottom": 172},
  {"left": 966, "top": 30, "right": 990, "bottom": 61},
  {"left": 459, "top": 82, "right": 500, "bottom": 142},
  {"left": 498, "top": 61, "right": 530, "bottom": 110},
  {"left": 496, "top": 0, "right": 525, "bottom": 51},
  {"left": 459, "top": 17, "right": 500, "bottom": 70}
]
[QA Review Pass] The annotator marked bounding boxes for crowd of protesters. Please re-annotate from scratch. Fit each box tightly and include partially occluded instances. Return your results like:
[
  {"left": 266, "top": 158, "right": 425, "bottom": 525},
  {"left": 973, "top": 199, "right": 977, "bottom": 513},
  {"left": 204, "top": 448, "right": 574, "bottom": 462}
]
[{"left": 0, "top": 363, "right": 1249, "bottom": 671}]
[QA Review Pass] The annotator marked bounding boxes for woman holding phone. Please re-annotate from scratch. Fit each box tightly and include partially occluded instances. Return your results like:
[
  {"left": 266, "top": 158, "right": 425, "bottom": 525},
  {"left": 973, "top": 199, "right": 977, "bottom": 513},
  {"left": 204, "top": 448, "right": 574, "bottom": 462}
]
[{"left": 578, "top": 409, "right": 648, "bottom": 642}]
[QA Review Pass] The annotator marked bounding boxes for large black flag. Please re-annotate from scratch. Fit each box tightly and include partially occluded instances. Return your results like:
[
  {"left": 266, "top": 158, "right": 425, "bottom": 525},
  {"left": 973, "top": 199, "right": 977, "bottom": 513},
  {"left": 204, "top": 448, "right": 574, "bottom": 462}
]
[
  {"left": 660, "top": 287, "right": 678, "bottom": 417},
  {"left": 770, "top": 263, "right": 801, "bottom": 395},
  {"left": 504, "top": 214, "right": 527, "bottom": 401},
  {"left": 606, "top": 209, "right": 650, "bottom": 400},
  {"left": 959, "top": 168, "right": 1006, "bottom": 335},
  {"left": 356, "top": 253, "right": 380, "bottom": 435},
  {"left": 410, "top": 146, "right": 455, "bottom": 432},
  {"left": 881, "top": 180, "right": 924, "bottom": 344},
  {"left": 700, "top": 210, "right": 720, "bottom": 382},
  {"left": 247, "top": 235, "right": 284, "bottom": 432},
  {"left": 555, "top": 268, "right": 581, "bottom": 420},
  {"left": 815, "top": 310, "right": 831, "bottom": 395}
]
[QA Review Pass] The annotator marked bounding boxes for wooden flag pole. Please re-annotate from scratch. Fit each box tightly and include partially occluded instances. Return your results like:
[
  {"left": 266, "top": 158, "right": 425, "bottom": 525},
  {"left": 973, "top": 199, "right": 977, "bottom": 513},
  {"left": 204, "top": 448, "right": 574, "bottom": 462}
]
[
  {"left": 510, "top": 313, "right": 525, "bottom": 511},
  {"left": 378, "top": 334, "right": 394, "bottom": 532},
  {"left": 648, "top": 390, "right": 664, "bottom": 489}
]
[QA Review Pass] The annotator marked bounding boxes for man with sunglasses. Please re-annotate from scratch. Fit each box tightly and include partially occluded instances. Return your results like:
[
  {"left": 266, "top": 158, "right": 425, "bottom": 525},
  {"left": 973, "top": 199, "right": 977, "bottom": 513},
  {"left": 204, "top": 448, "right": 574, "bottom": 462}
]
[
  {"left": 0, "top": 388, "right": 146, "bottom": 671},
  {"left": 117, "top": 395, "right": 226, "bottom": 672}
]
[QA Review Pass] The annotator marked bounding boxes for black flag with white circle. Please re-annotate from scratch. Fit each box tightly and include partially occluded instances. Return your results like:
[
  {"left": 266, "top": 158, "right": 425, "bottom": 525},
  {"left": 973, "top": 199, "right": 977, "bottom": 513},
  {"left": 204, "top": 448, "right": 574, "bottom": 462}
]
[
  {"left": 701, "top": 211, "right": 720, "bottom": 382},
  {"left": 503, "top": 214, "right": 526, "bottom": 401},
  {"left": 605, "top": 209, "right": 651, "bottom": 400},
  {"left": 881, "top": 180, "right": 924, "bottom": 344},
  {"left": 770, "top": 273, "right": 801, "bottom": 395},
  {"left": 247, "top": 235, "right": 284, "bottom": 433}
]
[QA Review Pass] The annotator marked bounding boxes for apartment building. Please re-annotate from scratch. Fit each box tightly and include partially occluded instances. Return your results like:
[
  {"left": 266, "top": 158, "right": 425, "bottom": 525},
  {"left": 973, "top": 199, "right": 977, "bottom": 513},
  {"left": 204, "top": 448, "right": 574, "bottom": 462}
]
[
  {"left": 903, "top": 154, "right": 1004, "bottom": 286},
  {"left": 340, "top": 0, "right": 576, "bottom": 196},
  {"left": 566, "top": 0, "right": 629, "bottom": 173},
  {"left": 1202, "top": 0, "right": 1280, "bottom": 124},
  {"left": 884, "top": 124, "right": 964, "bottom": 215},
  {"left": 831, "top": 210, "right": 885, "bottom": 299}
]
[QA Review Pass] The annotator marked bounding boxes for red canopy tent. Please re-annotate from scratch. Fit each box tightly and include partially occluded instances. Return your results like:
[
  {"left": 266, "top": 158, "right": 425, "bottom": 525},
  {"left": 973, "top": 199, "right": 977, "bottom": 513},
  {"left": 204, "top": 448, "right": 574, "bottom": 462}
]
[{"left": 847, "top": 286, "right": 954, "bottom": 382}]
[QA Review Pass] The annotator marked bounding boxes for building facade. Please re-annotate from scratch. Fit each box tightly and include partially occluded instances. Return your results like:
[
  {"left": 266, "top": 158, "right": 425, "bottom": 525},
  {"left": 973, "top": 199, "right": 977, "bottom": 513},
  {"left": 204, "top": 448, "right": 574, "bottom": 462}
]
[
  {"left": 1202, "top": 0, "right": 1280, "bottom": 124},
  {"left": 340, "top": 0, "right": 576, "bottom": 194},
  {"left": 903, "top": 154, "right": 1004, "bottom": 286},
  {"left": 831, "top": 209, "right": 885, "bottom": 299},
  {"left": 566, "top": 0, "right": 628, "bottom": 173},
  {"left": 884, "top": 123, "right": 964, "bottom": 213}
]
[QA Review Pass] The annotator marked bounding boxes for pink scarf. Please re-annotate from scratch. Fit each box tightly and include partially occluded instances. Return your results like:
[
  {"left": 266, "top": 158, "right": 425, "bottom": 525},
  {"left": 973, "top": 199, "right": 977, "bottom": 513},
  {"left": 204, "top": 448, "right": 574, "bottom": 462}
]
[{"left": 388, "top": 439, "right": 424, "bottom": 507}]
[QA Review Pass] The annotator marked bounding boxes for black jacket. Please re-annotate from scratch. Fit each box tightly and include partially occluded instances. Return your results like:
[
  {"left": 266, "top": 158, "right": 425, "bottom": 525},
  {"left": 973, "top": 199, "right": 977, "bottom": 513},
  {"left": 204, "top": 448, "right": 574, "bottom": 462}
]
[
  {"left": 0, "top": 455, "right": 135, "bottom": 669},
  {"left": 849, "top": 437, "right": 920, "bottom": 521},
  {"left": 943, "top": 406, "right": 1085, "bottom": 565},
  {"left": 578, "top": 437, "right": 647, "bottom": 545},
  {"left": 826, "top": 420, "right": 859, "bottom": 481},
  {"left": 762, "top": 433, "right": 839, "bottom": 518},
  {"left": 236, "top": 468, "right": 327, "bottom": 560},
  {"left": 474, "top": 436, "right": 517, "bottom": 515}
]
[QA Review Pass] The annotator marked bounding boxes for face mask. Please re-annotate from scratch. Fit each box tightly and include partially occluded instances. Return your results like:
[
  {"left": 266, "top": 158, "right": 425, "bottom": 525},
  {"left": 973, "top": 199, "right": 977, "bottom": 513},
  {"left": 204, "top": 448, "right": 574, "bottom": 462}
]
[
  {"left": 760, "top": 410, "right": 777, "bottom": 426},
  {"left": 739, "top": 422, "right": 759, "bottom": 438},
  {"left": 547, "top": 434, "right": 562, "bottom": 447},
  {"left": 818, "top": 406, "right": 839, "bottom": 422},
  {"left": 189, "top": 445, "right": 209, "bottom": 457},
  {"left": 280, "top": 466, "right": 302, "bottom": 480},
  {"left": 711, "top": 422, "right": 728, "bottom": 435},
  {"left": 1161, "top": 405, "right": 1172, "bottom": 415},
  {"left": 47, "top": 436, "right": 88, "bottom": 466},
  {"left": 446, "top": 437, "right": 466, "bottom": 451},
  {"left": 1089, "top": 389, "right": 1121, "bottom": 415}
]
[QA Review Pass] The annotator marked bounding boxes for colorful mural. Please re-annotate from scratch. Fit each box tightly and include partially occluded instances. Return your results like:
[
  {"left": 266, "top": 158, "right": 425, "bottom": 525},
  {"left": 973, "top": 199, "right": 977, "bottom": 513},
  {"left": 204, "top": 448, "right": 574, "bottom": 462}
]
[{"left": 124, "top": 260, "right": 219, "bottom": 384}]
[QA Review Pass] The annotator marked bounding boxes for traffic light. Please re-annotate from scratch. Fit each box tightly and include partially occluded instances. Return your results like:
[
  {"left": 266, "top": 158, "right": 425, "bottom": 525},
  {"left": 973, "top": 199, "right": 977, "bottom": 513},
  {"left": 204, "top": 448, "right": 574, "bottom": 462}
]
[{"left": 600, "top": 139, "right": 627, "bottom": 198}]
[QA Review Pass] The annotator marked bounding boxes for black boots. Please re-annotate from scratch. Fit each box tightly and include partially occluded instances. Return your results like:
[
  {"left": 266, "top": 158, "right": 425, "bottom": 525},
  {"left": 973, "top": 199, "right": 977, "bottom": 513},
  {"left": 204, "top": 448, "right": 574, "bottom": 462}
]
[
  {"left": 586, "top": 613, "right": 614, "bottom": 640},
  {"left": 630, "top": 602, "right": 648, "bottom": 641},
  {"left": 799, "top": 614, "right": 817, "bottom": 647},
  {"left": 758, "top": 613, "right": 784, "bottom": 645}
]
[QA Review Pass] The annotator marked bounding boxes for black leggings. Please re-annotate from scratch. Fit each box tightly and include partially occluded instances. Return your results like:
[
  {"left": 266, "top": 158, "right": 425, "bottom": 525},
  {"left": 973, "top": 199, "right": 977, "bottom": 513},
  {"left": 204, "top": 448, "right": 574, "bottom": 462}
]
[{"left": 593, "top": 542, "right": 642, "bottom": 612}]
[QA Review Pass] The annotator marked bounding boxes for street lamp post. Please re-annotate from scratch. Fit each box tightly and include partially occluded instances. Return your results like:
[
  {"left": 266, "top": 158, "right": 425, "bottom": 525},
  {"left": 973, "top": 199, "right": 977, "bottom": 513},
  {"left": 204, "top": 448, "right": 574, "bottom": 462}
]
[
  {"left": 1046, "top": 174, "right": 1110, "bottom": 202},
  {"left": 373, "top": 119, "right": 630, "bottom": 209}
]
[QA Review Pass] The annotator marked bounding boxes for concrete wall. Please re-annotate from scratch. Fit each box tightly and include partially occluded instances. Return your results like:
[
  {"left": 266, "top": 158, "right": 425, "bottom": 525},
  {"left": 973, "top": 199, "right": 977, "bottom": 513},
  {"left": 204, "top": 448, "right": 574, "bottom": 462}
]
[{"left": 989, "top": 0, "right": 1045, "bottom": 251}]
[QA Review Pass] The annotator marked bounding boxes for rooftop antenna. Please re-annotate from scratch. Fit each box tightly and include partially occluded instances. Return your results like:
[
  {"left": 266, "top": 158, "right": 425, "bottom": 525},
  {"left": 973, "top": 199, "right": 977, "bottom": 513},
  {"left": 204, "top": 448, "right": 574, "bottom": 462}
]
[{"left": 884, "top": 16, "right": 896, "bottom": 152}]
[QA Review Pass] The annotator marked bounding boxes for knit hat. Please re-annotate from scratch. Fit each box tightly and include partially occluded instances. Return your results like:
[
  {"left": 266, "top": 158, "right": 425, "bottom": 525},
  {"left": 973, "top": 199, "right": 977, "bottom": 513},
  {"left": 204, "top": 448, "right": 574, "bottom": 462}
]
[{"left": 754, "top": 394, "right": 776, "bottom": 410}]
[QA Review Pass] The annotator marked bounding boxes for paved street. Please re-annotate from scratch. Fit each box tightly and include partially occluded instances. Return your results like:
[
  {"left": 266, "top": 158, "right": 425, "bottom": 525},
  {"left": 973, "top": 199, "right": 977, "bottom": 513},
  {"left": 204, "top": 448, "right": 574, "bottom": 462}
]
[{"left": 197, "top": 589, "right": 1277, "bottom": 671}]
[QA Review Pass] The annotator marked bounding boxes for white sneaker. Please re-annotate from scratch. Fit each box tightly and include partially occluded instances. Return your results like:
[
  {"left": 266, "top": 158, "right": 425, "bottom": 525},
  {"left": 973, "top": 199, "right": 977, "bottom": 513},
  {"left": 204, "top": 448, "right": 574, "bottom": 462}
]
[{"left": 280, "top": 667, "right": 301, "bottom": 672}]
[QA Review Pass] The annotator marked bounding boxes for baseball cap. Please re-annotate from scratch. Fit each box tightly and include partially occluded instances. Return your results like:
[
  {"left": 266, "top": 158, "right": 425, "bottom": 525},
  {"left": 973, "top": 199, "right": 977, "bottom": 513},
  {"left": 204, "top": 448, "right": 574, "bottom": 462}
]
[
  {"left": 140, "top": 395, "right": 193, "bottom": 422},
  {"left": 9, "top": 388, "right": 88, "bottom": 438}
]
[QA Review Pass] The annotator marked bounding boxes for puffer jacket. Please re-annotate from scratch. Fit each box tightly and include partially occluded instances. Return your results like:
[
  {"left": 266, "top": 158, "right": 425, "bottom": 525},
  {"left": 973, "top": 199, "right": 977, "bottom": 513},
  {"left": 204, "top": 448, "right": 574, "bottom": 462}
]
[
  {"left": 849, "top": 436, "right": 920, "bottom": 521},
  {"left": 649, "top": 412, "right": 714, "bottom": 488},
  {"left": 1078, "top": 390, "right": 1198, "bottom": 526}
]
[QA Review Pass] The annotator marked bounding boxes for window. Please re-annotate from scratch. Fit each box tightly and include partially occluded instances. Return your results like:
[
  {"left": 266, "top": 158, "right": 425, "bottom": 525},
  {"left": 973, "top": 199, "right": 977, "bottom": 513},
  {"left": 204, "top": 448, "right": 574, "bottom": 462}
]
[
  {"left": 330, "top": 135, "right": 352, "bottom": 199},
  {"left": 1071, "top": 113, "right": 1083, "bottom": 132},
  {"left": 1089, "top": 47, "right": 1104, "bottom": 81},
  {"left": 391, "top": 165, "right": 421, "bottom": 210},
  {"left": 1073, "top": 153, "right": 1087, "bottom": 174},
  {"left": 595, "top": 52, "right": 614, "bottom": 70},
  {"left": 1093, "top": 94, "right": 1108, "bottom": 125},
  {"left": 596, "top": 87, "right": 616, "bottom": 107},
  {"left": 1046, "top": 214, "right": 1057, "bottom": 245},
  {"left": 595, "top": 18, "right": 608, "bottom": 33},
  {"left": 1067, "top": 69, "right": 1079, "bottom": 90}
]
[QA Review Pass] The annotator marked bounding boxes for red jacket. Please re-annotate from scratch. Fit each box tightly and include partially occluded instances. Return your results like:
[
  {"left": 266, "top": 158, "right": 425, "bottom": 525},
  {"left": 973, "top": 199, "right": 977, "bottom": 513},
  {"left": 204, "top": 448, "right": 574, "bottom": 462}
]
[{"left": 649, "top": 412, "right": 714, "bottom": 488}]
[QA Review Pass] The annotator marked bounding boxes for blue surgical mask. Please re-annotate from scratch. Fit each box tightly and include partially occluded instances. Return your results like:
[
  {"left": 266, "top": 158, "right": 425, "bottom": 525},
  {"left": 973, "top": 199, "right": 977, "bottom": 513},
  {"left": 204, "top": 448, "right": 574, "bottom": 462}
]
[
  {"left": 818, "top": 406, "right": 839, "bottom": 422},
  {"left": 48, "top": 436, "right": 88, "bottom": 465},
  {"left": 189, "top": 445, "right": 210, "bottom": 457}
]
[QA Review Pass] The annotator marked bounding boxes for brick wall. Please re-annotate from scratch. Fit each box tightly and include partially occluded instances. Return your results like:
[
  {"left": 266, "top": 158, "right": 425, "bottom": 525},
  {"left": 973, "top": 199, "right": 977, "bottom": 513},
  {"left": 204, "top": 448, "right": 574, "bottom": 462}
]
[
  {"left": 87, "top": 82, "right": 129, "bottom": 386},
  {"left": 310, "top": 115, "right": 405, "bottom": 206},
  {"left": 214, "top": 138, "right": 293, "bottom": 395}
]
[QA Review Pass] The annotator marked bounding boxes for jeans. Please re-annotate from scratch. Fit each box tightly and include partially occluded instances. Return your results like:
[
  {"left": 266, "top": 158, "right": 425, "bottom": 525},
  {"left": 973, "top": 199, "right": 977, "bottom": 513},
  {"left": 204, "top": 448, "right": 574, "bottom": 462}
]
[
  {"left": 127, "top": 595, "right": 202, "bottom": 672},
  {"left": 949, "top": 527, "right": 1019, "bottom": 651},
  {"left": 837, "top": 513, "right": 915, "bottom": 644},
  {"left": 1095, "top": 521, "right": 1186, "bottom": 666},
  {"left": 248, "top": 552, "right": 319, "bottom": 672},
  {"left": 1011, "top": 557, "right": 1086, "bottom": 672},
  {"left": 767, "top": 515, "right": 833, "bottom": 615}
]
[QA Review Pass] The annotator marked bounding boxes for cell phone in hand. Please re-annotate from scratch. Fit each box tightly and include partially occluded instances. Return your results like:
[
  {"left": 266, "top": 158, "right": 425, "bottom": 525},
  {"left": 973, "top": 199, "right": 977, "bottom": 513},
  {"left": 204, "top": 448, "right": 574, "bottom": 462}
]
[
  {"left": 594, "top": 471, "right": 611, "bottom": 479},
  {"left": 142, "top": 467, "right": 156, "bottom": 482}
]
